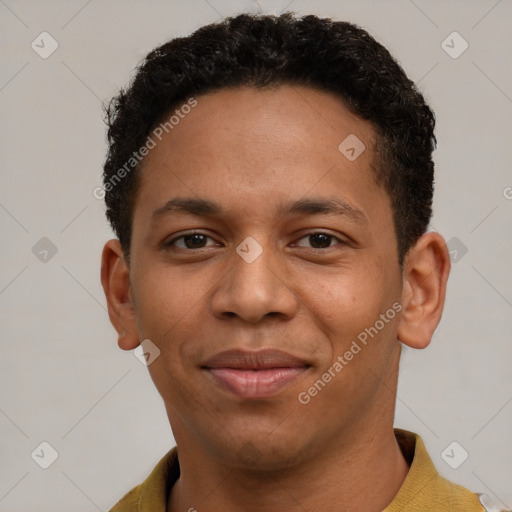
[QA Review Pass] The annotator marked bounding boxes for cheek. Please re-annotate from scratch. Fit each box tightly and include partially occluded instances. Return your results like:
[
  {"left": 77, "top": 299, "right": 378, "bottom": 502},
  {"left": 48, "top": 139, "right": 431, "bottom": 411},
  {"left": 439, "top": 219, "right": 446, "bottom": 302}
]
[
  {"left": 131, "top": 262, "right": 215, "bottom": 351},
  {"left": 299, "top": 263, "right": 393, "bottom": 344},
  {"left": 132, "top": 266, "right": 214, "bottom": 406},
  {"left": 298, "top": 269, "right": 401, "bottom": 417}
]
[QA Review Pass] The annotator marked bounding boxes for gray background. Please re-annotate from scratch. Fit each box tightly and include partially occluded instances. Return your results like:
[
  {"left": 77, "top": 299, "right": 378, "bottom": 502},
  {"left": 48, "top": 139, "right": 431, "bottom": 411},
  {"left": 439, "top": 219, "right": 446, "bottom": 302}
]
[{"left": 1, "top": 0, "right": 511, "bottom": 510}]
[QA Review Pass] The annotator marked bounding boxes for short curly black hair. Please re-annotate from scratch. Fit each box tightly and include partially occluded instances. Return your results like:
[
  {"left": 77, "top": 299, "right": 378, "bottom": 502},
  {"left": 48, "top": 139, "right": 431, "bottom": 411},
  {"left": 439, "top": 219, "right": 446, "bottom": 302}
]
[{"left": 103, "top": 12, "right": 436, "bottom": 265}]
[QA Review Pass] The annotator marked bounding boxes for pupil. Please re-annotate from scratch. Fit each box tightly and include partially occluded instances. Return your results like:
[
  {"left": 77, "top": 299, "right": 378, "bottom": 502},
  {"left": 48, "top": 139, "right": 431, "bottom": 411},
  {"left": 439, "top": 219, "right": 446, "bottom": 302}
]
[
  {"left": 310, "top": 234, "right": 330, "bottom": 248},
  {"left": 186, "top": 234, "right": 206, "bottom": 248}
]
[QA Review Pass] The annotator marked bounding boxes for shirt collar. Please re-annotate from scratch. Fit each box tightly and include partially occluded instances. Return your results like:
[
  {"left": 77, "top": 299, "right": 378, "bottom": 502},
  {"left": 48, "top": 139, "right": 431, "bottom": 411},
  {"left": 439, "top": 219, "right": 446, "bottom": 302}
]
[{"left": 135, "top": 429, "right": 482, "bottom": 511}]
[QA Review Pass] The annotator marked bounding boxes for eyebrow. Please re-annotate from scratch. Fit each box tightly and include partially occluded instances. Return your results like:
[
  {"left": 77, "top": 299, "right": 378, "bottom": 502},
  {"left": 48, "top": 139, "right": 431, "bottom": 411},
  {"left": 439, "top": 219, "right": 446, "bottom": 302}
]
[{"left": 151, "top": 197, "right": 367, "bottom": 223}]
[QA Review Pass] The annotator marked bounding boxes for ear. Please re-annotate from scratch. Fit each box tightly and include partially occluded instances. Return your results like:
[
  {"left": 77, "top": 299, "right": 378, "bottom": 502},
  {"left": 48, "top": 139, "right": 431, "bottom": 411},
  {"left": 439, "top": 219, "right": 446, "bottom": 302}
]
[
  {"left": 100, "top": 239, "right": 140, "bottom": 351},
  {"left": 397, "top": 232, "right": 451, "bottom": 349}
]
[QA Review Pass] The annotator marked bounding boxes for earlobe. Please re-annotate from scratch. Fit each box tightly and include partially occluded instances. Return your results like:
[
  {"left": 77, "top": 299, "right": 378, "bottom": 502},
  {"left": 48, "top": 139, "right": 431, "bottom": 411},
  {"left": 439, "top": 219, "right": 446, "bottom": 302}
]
[
  {"left": 397, "top": 232, "right": 451, "bottom": 349},
  {"left": 100, "top": 239, "right": 140, "bottom": 351}
]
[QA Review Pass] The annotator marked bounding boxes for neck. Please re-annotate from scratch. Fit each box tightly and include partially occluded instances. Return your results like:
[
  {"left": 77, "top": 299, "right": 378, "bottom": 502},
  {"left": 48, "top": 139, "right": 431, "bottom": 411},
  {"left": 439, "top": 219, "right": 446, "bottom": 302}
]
[{"left": 168, "top": 422, "right": 409, "bottom": 512}]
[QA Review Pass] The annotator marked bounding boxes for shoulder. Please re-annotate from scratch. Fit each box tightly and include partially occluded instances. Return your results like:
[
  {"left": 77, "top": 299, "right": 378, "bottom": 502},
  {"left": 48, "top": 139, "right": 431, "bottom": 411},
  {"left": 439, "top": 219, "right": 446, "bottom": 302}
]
[
  {"left": 388, "top": 429, "right": 485, "bottom": 511},
  {"left": 108, "top": 484, "right": 142, "bottom": 512},
  {"left": 107, "top": 448, "right": 179, "bottom": 512}
]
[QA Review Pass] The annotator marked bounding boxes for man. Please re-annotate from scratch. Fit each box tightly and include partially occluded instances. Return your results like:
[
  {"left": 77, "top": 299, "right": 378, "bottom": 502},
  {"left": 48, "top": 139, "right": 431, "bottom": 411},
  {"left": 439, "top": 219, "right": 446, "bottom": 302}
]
[{"left": 100, "top": 12, "right": 501, "bottom": 512}]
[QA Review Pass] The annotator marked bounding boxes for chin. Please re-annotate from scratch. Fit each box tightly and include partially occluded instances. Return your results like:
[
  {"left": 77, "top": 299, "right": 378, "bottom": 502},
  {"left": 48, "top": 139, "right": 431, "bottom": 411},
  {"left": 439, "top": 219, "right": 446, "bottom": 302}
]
[{"left": 211, "top": 427, "right": 315, "bottom": 473}]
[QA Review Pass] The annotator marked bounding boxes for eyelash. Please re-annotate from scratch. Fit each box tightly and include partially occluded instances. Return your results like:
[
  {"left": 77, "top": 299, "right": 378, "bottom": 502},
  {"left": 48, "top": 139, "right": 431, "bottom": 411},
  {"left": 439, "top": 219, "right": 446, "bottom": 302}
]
[{"left": 165, "top": 231, "right": 346, "bottom": 251}]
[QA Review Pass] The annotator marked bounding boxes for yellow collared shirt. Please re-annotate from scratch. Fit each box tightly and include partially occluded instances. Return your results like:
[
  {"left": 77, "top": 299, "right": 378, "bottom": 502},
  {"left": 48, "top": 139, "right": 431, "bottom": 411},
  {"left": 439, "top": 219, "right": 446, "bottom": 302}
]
[{"left": 110, "top": 429, "right": 502, "bottom": 511}]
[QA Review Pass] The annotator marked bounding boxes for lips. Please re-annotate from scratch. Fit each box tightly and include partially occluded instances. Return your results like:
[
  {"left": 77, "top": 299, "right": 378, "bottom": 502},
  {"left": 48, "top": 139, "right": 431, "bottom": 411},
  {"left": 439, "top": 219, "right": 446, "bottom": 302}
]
[{"left": 202, "top": 349, "right": 310, "bottom": 399}]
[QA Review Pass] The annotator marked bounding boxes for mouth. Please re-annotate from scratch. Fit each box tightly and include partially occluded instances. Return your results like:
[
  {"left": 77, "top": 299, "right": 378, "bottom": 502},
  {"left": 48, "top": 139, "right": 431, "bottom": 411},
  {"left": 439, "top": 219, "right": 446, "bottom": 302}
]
[{"left": 201, "top": 349, "right": 311, "bottom": 399}]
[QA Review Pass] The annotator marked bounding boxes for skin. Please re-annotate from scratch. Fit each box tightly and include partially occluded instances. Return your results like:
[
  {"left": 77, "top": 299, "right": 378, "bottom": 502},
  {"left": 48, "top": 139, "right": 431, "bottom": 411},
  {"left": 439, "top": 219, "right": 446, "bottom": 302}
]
[{"left": 101, "top": 85, "right": 450, "bottom": 511}]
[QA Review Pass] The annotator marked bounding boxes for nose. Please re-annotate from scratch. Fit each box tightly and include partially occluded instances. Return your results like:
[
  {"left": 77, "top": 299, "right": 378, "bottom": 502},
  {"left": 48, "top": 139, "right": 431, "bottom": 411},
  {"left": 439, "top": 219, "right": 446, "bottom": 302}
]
[{"left": 210, "top": 238, "right": 299, "bottom": 324}]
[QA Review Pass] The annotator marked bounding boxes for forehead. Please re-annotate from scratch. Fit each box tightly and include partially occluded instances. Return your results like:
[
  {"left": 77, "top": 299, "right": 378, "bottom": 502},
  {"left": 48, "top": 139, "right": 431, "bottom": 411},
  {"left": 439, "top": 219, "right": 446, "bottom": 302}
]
[
  {"left": 146, "top": 85, "right": 376, "bottom": 170},
  {"left": 134, "top": 84, "right": 391, "bottom": 230}
]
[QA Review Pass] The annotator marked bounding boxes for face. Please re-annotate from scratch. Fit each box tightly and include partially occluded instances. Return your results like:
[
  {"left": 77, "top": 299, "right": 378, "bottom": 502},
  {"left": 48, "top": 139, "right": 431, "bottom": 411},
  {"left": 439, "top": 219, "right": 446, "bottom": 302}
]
[{"left": 127, "top": 85, "right": 405, "bottom": 469}]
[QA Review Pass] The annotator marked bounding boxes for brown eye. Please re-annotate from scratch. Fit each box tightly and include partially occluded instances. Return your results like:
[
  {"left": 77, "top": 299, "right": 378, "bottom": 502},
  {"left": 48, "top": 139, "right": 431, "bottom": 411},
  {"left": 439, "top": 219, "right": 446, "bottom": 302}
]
[
  {"left": 167, "top": 232, "right": 218, "bottom": 250},
  {"left": 294, "top": 232, "right": 342, "bottom": 249},
  {"left": 308, "top": 233, "right": 332, "bottom": 248},
  {"left": 182, "top": 234, "right": 208, "bottom": 249}
]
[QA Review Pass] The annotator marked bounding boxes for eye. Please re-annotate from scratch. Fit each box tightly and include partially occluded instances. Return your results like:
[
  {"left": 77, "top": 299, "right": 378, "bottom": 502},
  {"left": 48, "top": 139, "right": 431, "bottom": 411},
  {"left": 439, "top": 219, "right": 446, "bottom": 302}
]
[
  {"left": 166, "top": 232, "right": 220, "bottom": 250},
  {"left": 165, "top": 231, "right": 345, "bottom": 251},
  {"left": 293, "top": 232, "right": 344, "bottom": 249}
]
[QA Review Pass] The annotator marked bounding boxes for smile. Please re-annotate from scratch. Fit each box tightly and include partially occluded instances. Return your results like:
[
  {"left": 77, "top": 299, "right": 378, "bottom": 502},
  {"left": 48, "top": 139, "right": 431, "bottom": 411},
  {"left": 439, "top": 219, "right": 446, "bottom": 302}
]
[{"left": 202, "top": 349, "right": 310, "bottom": 399}]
